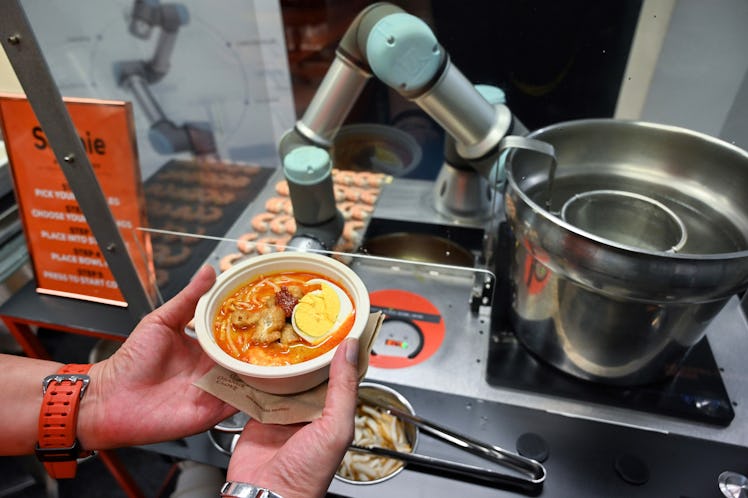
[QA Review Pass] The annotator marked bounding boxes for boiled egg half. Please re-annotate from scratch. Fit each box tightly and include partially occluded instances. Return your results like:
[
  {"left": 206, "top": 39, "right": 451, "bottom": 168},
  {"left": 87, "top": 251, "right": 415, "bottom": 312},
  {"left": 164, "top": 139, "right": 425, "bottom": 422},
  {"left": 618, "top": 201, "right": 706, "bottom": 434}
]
[{"left": 292, "top": 278, "right": 353, "bottom": 345}]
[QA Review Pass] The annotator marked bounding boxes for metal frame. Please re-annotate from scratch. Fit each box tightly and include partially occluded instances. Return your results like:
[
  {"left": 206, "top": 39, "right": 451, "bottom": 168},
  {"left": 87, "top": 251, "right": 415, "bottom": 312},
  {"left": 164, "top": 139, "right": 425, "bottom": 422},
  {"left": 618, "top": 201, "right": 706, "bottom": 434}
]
[{"left": 0, "top": 0, "right": 155, "bottom": 320}]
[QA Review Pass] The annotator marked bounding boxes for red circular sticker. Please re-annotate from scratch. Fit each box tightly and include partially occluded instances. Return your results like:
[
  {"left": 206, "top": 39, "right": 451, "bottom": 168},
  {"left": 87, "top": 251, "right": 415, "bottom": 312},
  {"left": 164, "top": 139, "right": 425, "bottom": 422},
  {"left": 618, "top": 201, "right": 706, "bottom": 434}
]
[{"left": 368, "top": 289, "right": 445, "bottom": 369}]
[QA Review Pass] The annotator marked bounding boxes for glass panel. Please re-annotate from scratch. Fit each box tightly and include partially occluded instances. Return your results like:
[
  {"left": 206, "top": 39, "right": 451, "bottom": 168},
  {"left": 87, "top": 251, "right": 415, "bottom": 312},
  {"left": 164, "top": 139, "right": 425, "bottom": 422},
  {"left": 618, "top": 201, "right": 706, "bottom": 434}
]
[
  {"left": 21, "top": 0, "right": 290, "bottom": 178},
  {"left": 16, "top": 0, "right": 295, "bottom": 306}
]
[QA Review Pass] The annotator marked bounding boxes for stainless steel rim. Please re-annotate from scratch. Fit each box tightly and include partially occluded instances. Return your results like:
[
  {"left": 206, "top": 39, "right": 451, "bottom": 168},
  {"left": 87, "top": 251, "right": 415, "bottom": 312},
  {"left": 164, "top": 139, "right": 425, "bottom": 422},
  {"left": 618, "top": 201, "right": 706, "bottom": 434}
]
[{"left": 560, "top": 189, "right": 688, "bottom": 253}]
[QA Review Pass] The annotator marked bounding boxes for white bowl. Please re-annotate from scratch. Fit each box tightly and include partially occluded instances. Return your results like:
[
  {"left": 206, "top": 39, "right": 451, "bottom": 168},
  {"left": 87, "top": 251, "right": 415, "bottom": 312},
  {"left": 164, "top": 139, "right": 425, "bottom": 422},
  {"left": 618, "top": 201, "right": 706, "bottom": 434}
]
[{"left": 195, "top": 252, "right": 370, "bottom": 394}]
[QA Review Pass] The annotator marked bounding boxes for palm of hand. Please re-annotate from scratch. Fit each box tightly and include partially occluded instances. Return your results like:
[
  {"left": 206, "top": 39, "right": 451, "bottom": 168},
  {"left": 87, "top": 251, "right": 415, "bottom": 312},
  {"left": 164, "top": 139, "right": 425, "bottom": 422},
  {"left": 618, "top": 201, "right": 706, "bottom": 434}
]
[
  {"left": 88, "top": 266, "right": 236, "bottom": 447},
  {"left": 229, "top": 418, "right": 348, "bottom": 498},
  {"left": 225, "top": 341, "right": 359, "bottom": 498}
]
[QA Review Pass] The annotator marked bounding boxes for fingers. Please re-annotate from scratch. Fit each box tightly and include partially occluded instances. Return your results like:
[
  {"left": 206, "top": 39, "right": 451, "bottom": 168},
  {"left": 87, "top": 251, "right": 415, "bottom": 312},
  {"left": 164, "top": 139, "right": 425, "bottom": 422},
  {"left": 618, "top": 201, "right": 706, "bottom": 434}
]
[
  {"left": 189, "top": 263, "right": 218, "bottom": 292},
  {"left": 322, "top": 338, "right": 360, "bottom": 437},
  {"left": 151, "top": 264, "right": 217, "bottom": 328}
]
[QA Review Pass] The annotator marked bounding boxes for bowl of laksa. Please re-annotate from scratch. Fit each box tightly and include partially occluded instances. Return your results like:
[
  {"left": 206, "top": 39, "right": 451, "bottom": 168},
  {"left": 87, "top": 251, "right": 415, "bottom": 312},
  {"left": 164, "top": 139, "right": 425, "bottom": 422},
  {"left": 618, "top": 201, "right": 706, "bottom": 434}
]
[{"left": 195, "top": 252, "right": 370, "bottom": 394}]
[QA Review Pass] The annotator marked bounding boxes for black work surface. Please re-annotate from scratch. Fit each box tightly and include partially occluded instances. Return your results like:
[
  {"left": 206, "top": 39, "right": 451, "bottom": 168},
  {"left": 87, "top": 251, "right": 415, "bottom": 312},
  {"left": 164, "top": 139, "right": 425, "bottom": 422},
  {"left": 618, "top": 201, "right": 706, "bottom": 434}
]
[
  {"left": 486, "top": 331, "right": 736, "bottom": 427},
  {"left": 0, "top": 280, "right": 138, "bottom": 338},
  {"left": 147, "top": 379, "right": 748, "bottom": 498},
  {"left": 328, "top": 381, "right": 748, "bottom": 498}
]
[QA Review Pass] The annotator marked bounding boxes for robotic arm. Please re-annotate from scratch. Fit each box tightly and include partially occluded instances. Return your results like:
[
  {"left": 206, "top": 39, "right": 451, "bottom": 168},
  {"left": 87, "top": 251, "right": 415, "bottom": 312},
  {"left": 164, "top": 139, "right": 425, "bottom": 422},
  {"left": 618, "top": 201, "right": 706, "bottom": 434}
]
[
  {"left": 282, "top": 2, "right": 551, "bottom": 251},
  {"left": 280, "top": 2, "right": 511, "bottom": 175}
]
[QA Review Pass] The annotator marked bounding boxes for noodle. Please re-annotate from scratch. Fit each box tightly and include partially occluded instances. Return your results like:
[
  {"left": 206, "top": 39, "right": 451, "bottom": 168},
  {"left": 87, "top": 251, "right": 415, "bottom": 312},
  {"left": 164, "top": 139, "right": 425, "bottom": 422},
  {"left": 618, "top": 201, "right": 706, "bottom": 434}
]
[{"left": 337, "top": 402, "right": 413, "bottom": 482}]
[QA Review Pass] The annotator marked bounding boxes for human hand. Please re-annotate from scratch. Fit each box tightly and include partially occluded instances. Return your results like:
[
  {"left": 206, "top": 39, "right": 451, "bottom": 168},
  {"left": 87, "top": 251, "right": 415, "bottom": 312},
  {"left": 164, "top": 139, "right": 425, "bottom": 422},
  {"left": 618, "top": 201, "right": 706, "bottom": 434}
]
[
  {"left": 226, "top": 338, "right": 360, "bottom": 498},
  {"left": 79, "top": 265, "right": 237, "bottom": 449}
]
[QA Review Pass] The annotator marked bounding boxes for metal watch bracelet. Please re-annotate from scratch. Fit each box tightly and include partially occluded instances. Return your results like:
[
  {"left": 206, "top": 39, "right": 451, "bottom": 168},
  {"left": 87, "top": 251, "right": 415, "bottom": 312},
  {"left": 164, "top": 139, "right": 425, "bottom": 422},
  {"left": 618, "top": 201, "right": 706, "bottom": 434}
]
[{"left": 220, "top": 481, "right": 285, "bottom": 498}]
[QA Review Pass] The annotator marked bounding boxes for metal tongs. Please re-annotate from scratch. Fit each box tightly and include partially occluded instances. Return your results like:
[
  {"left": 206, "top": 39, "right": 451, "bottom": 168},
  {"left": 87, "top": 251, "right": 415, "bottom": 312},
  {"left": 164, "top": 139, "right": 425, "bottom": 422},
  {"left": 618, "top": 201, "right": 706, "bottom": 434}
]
[{"left": 350, "top": 390, "right": 547, "bottom": 494}]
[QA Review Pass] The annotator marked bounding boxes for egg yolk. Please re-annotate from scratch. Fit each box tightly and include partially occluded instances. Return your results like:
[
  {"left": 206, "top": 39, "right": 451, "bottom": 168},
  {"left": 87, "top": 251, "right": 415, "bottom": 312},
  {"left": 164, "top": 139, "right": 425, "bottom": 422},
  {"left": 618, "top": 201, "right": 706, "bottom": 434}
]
[{"left": 294, "top": 283, "right": 340, "bottom": 339}]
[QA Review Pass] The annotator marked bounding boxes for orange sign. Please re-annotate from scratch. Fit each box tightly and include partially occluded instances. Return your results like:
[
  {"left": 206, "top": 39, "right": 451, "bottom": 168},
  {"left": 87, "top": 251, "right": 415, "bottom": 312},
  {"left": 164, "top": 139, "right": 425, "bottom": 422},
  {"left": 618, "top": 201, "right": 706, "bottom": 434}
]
[{"left": 0, "top": 94, "right": 153, "bottom": 306}]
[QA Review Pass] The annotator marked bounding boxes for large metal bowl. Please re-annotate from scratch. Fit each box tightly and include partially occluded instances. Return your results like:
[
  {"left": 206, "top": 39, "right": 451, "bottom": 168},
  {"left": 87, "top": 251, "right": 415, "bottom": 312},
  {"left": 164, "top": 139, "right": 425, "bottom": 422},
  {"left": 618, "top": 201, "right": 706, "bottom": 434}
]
[{"left": 504, "top": 119, "right": 748, "bottom": 385}]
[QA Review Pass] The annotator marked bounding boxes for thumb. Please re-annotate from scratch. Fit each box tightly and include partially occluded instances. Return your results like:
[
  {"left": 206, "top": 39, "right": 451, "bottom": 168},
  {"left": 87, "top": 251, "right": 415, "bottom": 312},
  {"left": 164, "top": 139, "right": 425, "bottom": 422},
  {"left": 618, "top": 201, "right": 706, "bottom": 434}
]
[
  {"left": 148, "top": 264, "right": 217, "bottom": 328},
  {"left": 322, "top": 338, "right": 360, "bottom": 435}
]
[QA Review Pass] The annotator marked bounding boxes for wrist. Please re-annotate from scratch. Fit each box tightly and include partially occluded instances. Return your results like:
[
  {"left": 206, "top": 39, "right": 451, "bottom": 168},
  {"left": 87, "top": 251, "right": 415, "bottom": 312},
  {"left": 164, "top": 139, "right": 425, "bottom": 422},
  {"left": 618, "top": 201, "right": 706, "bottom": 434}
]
[{"left": 74, "top": 361, "right": 106, "bottom": 451}]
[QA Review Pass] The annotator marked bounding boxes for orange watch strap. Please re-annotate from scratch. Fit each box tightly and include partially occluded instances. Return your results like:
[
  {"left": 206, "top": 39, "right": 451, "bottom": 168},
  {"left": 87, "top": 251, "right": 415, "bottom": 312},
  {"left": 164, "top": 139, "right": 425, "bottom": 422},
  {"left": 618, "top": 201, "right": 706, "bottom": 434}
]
[{"left": 36, "top": 363, "right": 94, "bottom": 479}]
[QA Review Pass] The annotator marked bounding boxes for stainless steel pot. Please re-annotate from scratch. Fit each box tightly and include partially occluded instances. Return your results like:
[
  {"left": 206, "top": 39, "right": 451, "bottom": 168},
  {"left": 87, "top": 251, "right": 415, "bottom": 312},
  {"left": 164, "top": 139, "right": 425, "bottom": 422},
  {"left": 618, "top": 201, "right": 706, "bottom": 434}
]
[{"left": 504, "top": 119, "right": 748, "bottom": 385}]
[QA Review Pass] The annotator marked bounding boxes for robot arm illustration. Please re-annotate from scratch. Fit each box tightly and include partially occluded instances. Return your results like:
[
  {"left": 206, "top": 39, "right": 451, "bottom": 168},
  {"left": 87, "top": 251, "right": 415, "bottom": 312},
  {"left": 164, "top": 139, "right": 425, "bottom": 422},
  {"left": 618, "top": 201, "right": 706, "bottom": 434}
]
[{"left": 115, "top": 0, "right": 217, "bottom": 157}]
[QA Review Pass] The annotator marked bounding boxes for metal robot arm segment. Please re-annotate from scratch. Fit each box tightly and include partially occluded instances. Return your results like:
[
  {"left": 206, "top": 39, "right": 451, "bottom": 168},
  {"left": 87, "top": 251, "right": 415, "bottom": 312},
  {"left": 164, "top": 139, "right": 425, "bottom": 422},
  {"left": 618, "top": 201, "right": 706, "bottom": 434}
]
[{"left": 281, "top": 2, "right": 513, "bottom": 178}]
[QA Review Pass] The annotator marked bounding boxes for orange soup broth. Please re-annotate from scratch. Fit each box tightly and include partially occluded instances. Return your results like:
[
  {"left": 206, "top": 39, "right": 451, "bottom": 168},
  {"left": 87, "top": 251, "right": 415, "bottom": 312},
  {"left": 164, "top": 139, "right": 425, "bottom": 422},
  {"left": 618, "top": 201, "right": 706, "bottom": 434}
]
[{"left": 213, "top": 271, "right": 356, "bottom": 366}]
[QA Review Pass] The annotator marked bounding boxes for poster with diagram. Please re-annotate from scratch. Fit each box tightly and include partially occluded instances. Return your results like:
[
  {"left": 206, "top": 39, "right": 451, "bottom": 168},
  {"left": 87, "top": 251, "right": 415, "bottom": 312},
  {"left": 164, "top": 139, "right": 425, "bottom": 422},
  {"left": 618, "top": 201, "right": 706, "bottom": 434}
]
[{"left": 20, "top": 0, "right": 295, "bottom": 179}]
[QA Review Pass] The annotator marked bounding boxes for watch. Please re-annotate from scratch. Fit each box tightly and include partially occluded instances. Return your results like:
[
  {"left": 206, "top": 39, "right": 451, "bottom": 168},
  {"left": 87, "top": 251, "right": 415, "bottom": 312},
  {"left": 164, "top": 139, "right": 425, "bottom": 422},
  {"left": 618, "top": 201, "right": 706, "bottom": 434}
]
[
  {"left": 35, "top": 363, "right": 95, "bottom": 479},
  {"left": 221, "top": 481, "right": 285, "bottom": 498}
]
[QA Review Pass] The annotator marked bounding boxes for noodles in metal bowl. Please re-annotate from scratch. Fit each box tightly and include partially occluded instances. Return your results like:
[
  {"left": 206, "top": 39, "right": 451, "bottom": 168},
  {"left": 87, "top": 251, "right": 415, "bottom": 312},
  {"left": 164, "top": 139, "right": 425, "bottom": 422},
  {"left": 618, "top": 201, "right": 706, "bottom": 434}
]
[{"left": 335, "top": 383, "right": 419, "bottom": 485}]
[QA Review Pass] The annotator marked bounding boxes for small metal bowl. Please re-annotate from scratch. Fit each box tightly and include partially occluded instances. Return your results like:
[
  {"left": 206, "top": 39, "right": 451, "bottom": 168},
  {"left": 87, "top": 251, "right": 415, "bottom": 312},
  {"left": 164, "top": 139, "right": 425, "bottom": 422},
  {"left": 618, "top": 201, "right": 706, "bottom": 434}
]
[
  {"left": 719, "top": 471, "right": 748, "bottom": 498},
  {"left": 335, "top": 382, "right": 419, "bottom": 485},
  {"left": 208, "top": 412, "right": 250, "bottom": 455},
  {"left": 214, "top": 411, "right": 251, "bottom": 433},
  {"left": 208, "top": 429, "right": 239, "bottom": 456},
  {"left": 561, "top": 189, "right": 687, "bottom": 253}
]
